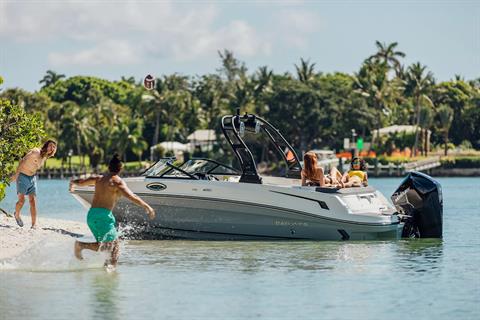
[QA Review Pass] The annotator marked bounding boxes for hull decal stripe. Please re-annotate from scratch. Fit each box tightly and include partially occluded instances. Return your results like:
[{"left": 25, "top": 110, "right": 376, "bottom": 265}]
[
  {"left": 134, "top": 225, "right": 309, "bottom": 240},
  {"left": 269, "top": 190, "right": 330, "bottom": 210}
]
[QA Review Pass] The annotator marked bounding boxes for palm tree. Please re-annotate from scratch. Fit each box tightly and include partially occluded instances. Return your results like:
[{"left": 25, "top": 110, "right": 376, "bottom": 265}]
[
  {"left": 39, "top": 70, "right": 65, "bottom": 88},
  {"left": 217, "top": 49, "right": 247, "bottom": 83},
  {"left": 404, "top": 62, "right": 435, "bottom": 156},
  {"left": 437, "top": 104, "right": 454, "bottom": 156},
  {"left": 121, "top": 76, "right": 136, "bottom": 85},
  {"left": 252, "top": 66, "right": 273, "bottom": 114},
  {"left": 142, "top": 78, "right": 167, "bottom": 147},
  {"left": 418, "top": 106, "right": 434, "bottom": 156},
  {"left": 354, "top": 60, "right": 400, "bottom": 148},
  {"left": 369, "top": 41, "right": 406, "bottom": 76},
  {"left": 60, "top": 101, "right": 96, "bottom": 167},
  {"left": 112, "top": 117, "right": 147, "bottom": 163},
  {"left": 295, "top": 58, "right": 316, "bottom": 84},
  {"left": 194, "top": 74, "right": 227, "bottom": 129}
]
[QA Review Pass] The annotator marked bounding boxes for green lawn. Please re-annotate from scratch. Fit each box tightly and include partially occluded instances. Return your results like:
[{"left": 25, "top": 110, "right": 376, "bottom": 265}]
[{"left": 44, "top": 156, "right": 90, "bottom": 168}]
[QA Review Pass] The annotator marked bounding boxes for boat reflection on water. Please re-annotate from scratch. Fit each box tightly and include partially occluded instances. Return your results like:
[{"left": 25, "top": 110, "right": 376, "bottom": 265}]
[{"left": 394, "top": 239, "right": 443, "bottom": 273}]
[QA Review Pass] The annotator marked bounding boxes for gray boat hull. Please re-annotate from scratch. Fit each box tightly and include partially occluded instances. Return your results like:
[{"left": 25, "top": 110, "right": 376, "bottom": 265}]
[{"left": 74, "top": 191, "right": 403, "bottom": 241}]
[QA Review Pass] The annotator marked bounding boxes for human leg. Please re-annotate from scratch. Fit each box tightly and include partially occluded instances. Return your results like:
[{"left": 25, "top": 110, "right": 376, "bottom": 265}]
[
  {"left": 343, "top": 176, "right": 362, "bottom": 188},
  {"left": 85, "top": 208, "right": 119, "bottom": 266},
  {"left": 28, "top": 194, "right": 37, "bottom": 228},
  {"left": 99, "top": 240, "right": 120, "bottom": 267},
  {"left": 14, "top": 193, "right": 26, "bottom": 227},
  {"left": 74, "top": 240, "right": 101, "bottom": 260},
  {"left": 329, "top": 167, "right": 343, "bottom": 182}
]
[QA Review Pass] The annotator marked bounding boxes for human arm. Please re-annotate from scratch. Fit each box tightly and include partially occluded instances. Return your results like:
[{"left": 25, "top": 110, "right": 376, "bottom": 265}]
[
  {"left": 362, "top": 172, "right": 369, "bottom": 186},
  {"left": 10, "top": 158, "right": 24, "bottom": 182},
  {"left": 117, "top": 179, "right": 155, "bottom": 220},
  {"left": 69, "top": 176, "right": 101, "bottom": 192},
  {"left": 317, "top": 167, "right": 328, "bottom": 187},
  {"left": 10, "top": 151, "right": 32, "bottom": 182},
  {"left": 301, "top": 171, "right": 307, "bottom": 186},
  {"left": 341, "top": 172, "right": 349, "bottom": 183}
]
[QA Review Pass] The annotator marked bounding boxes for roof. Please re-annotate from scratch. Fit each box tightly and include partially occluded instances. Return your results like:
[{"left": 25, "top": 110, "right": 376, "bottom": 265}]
[
  {"left": 187, "top": 129, "right": 216, "bottom": 142},
  {"left": 154, "top": 141, "right": 189, "bottom": 152},
  {"left": 375, "top": 125, "right": 430, "bottom": 136}
]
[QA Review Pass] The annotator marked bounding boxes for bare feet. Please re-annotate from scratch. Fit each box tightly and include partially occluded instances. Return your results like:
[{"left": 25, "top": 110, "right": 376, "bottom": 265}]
[
  {"left": 14, "top": 214, "right": 24, "bottom": 227},
  {"left": 74, "top": 241, "right": 84, "bottom": 260},
  {"left": 30, "top": 224, "right": 38, "bottom": 230},
  {"left": 104, "top": 263, "right": 116, "bottom": 273}
]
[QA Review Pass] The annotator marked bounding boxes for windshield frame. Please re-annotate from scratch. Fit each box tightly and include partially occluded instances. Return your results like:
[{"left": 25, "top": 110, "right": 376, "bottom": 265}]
[{"left": 143, "top": 158, "right": 240, "bottom": 179}]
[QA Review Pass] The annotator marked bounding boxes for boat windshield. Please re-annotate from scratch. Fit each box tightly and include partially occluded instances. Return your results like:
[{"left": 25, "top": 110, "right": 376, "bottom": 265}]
[
  {"left": 143, "top": 158, "right": 239, "bottom": 178},
  {"left": 182, "top": 159, "right": 239, "bottom": 174},
  {"left": 142, "top": 158, "right": 181, "bottom": 177}
]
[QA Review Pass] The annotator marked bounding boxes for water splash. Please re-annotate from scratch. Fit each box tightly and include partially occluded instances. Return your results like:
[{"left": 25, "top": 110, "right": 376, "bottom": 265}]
[{"left": 0, "top": 235, "right": 112, "bottom": 272}]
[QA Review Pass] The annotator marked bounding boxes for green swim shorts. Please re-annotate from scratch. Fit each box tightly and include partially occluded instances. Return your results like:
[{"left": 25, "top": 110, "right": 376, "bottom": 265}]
[{"left": 87, "top": 207, "right": 118, "bottom": 242}]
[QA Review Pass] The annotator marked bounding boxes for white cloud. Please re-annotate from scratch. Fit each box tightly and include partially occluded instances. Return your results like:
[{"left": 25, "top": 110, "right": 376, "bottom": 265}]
[
  {"left": 1, "top": 0, "right": 273, "bottom": 66},
  {"left": 272, "top": 9, "right": 323, "bottom": 49},
  {"left": 48, "top": 40, "right": 139, "bottom": 66}
]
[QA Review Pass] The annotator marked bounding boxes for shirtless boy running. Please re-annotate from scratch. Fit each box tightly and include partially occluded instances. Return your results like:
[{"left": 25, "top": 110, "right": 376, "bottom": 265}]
[
  {"left": 69, "top": 154, "right": 155, "bottom": 267},
  {"left": 10, "top": 140, "right": 57, "bottom": 228}
]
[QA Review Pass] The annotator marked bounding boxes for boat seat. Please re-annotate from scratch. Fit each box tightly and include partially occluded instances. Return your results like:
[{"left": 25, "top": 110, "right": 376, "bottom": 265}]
[{"left": 315, "top": 186, "right": 377, "bottom": 194}]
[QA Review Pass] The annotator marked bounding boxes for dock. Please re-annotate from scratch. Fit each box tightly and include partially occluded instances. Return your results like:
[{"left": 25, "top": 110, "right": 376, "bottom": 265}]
[{"left": 366, "top": 156, "right": 441, "bottom": 177}]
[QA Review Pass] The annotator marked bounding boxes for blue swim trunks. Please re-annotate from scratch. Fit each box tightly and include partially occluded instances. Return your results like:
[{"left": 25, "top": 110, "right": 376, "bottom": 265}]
[
  {"left": 87, "top": 207, "right": 118, "bottom": 242},
  {"left": 17, "top": 173, "right": 37, "bottom": 195}
]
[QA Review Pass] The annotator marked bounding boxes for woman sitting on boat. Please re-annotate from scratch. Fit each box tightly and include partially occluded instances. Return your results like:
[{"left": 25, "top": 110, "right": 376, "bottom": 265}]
[
  {"left": 342, "top": 157, "right": 368, "bottom": 187},
  {"left": 301, "top": 152, "right": 344, "bottom": 187}
]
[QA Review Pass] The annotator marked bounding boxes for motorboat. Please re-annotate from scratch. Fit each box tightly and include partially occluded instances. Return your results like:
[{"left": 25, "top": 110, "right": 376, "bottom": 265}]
[{"left": 71, "top": 111, "right": 443, "bottom": 240}]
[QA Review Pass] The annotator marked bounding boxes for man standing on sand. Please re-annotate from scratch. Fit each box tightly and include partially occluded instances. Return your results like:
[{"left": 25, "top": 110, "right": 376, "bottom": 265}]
[
  {"left": 10, "top": 140, "right": 57, "bottom": 229},
  {"left": 69, "top": 154, "right": 155, "bottom": 268}
]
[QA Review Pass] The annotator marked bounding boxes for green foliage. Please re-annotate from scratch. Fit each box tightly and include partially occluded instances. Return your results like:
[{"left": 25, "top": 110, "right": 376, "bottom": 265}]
[
  {"left": 42, "top": 76, "right": 131, "bottom": 105},
  {"left": 433, "top": 80, "right": 476, "bottom": 146},
  {"left": 441, "top": 156, "right": 480, "bottom": 169},
  {"left": 375, "top": 131, "right": 416, "bottom": 155},
  {"left": 0, "top": 98, "right": 45, "bottom": 201},
  {"left": 39, "top": 70, "right": 65, "bottom": 89},
  {"left": 0, "top": 42, "right": 478, "bottom": 179}
]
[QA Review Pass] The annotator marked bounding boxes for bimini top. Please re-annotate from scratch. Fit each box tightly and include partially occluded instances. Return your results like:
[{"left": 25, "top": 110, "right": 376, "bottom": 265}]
[{"left": 221, "top": 110, "right": 302, "bottom": 184}]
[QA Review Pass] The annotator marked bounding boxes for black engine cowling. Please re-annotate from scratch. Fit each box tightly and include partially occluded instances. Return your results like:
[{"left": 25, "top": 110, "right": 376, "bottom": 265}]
[{"left": 391, "top": 171, "right": 443, "bottom": 238}]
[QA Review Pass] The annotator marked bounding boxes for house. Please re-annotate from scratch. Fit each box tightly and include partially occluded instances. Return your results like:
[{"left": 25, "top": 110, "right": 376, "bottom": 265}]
[{"left": 187, "top": 129, "right": 216, "bottom": 152}]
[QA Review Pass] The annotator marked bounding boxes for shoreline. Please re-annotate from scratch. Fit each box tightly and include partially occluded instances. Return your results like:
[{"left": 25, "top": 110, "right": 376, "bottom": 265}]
[
  {"left": 33, "top": 171, "right": 480, "bottom": 179},
  {"left": 0, "top": 215, "right": 89, "bottom": 261}
]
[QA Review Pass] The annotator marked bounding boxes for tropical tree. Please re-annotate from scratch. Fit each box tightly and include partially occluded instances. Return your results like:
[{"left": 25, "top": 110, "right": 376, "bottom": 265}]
[
  {"left": 59, "top": 101, "right": 96, "bottom": 167},
  {"left": 217, "top": 49, "right": 247, "bottom": 83},
  {"left": 295, "top": 58, "right": 316, "bottom": 84},
  {"left": 354, "top": 60, "right": 400, "bottom": 148},
  {"left": 194, "top": 74, "right": 229, "bottom": 130},
  {"left": 418, "top": 106, "right": 434, "bottom": 156},
  {"left": 368, "top": 41, "right": 406, "bottom": 77},
  {"left": 142, "top": 78, "right": 167, "bottom": 147},
  {"left": 111, "top": 117, "right": 147, "bottom": 163},
  {"left": 313, "top": 72, "right": 375, "bottom": 150},
  {"left": 0, "top": 79, "right": 45, "bottom": 203},
  {"left": 404, "top": 62, "right": 435, "bottom": 156},
  {"left": 251, "top": 66, "right": 273, "bottom": 114},
  {"left": 39, "top": 70, "right": 65, "bottom": 88},
  {"left": 436, "top": 104, "right": 454, "bottom": 156},
  {"left": 266, "top": 75, "right": 324, "bottom": 152},
  {"left": 432, "top": 80, "right": 474, "bottom": 146}
]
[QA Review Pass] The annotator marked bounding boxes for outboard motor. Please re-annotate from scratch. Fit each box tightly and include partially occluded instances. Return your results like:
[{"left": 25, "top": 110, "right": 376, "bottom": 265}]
[{"left": 391, "top": 171, "right": 443, "bottom": 238}]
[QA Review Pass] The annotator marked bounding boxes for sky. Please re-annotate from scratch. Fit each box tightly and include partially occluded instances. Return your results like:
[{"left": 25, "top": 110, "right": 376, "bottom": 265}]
[{"left": 0, "top": 0, "right": 479, "bottom": 92}]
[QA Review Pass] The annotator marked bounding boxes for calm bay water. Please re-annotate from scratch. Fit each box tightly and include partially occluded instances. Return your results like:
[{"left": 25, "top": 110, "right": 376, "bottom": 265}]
[{"left": 1, "top": 177, "right": 479, "bottom": 319}]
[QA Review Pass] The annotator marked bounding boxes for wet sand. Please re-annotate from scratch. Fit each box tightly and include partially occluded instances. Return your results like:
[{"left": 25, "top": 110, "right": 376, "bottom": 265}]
[{"left": 0, "top": 214, "right": 89, "bottom": 260}]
